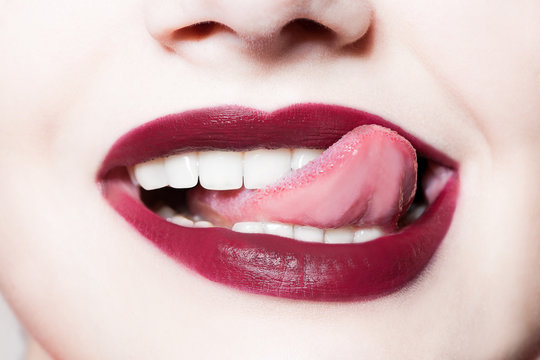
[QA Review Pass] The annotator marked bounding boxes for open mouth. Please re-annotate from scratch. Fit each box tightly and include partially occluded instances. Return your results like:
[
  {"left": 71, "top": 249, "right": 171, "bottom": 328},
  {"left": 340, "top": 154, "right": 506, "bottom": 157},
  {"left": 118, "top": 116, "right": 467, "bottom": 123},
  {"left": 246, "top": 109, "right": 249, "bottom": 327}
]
[{"left": 97, "top": 104, "right": 459, "bottom": 301}]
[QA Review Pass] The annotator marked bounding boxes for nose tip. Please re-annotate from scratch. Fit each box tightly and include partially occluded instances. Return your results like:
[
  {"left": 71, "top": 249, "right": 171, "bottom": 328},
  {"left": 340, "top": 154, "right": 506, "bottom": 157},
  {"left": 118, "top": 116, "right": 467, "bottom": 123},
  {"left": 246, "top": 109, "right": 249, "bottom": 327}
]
[
  {"left": 145, "top": 0, "right": 373, "bottom": 54},
  {"left": 223, "top": 0, "right": 372, "bottom": 47}
]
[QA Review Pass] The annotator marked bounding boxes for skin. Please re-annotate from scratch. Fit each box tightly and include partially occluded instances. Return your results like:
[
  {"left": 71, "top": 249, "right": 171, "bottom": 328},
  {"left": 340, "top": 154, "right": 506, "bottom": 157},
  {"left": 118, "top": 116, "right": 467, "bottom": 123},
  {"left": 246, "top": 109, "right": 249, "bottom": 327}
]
[{"left": 0, "top": 0, "right": 539, "bottom": 359}]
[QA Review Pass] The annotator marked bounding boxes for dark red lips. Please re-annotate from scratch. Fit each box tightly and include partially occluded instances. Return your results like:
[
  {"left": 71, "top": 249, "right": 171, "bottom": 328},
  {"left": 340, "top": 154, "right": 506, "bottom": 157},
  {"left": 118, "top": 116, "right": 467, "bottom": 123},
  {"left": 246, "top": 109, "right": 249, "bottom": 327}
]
[{"left": 98, "top": 104, "right": 459, "bottom": 301}]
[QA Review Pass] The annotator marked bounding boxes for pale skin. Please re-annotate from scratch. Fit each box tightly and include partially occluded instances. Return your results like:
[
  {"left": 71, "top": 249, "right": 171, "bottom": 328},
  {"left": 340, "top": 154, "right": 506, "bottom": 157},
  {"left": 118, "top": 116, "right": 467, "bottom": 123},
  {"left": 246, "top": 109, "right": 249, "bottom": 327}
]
[{"left": 1, "top": 0, "right": 540, "bottom": 359}]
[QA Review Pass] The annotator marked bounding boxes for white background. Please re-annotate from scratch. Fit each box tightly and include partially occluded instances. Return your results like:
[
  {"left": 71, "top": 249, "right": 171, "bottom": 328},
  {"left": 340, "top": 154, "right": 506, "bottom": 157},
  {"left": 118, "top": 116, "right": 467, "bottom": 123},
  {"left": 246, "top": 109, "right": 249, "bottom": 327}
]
[{"left": 0, "top": 293, "right": 25, "bottom": 360}]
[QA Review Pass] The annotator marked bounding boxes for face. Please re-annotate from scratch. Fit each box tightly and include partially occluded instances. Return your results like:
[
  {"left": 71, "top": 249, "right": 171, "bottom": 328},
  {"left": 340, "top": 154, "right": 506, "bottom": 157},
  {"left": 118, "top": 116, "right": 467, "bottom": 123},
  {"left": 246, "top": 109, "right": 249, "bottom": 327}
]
[{"left": 1, "top": 0, "right": 539, "bottom": 359}]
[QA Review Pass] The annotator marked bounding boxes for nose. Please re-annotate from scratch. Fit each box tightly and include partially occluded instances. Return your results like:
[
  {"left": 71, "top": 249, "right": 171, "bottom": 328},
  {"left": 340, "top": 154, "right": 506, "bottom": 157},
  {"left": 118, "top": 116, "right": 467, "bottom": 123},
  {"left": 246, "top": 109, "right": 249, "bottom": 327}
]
[{"left": 144, "top": 0, "right": 373, "bottom": 54}]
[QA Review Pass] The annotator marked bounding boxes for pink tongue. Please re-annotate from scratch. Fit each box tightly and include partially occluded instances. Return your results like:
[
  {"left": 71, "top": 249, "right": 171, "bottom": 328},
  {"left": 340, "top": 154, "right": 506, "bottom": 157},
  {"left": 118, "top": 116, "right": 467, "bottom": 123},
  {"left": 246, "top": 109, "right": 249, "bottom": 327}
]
[{"left": 188, "top": 125, "right": 417, "bottom": 230}]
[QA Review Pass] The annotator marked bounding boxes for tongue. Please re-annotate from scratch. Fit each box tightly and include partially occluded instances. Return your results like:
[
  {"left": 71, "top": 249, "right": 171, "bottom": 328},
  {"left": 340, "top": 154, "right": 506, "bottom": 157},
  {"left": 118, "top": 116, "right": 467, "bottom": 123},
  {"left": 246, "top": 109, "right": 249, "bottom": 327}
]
[{"left": 188, "top": 125, "right": 417, "bottom": 230}]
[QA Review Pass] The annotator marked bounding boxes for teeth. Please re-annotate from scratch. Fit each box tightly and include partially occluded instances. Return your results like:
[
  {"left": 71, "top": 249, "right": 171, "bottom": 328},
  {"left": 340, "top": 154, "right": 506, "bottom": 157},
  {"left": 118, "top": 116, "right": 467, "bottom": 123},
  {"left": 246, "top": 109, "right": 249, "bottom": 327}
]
[
  {"left": 324, "top": 228, "right": 355, "bottom": 244},
  {"left": 353, "top": 228, "right": 384, "bottom": 243},
  {"left": 293, "top": 225, "right": 324, "bottom": 243},
  {"left": 291, "top": 149, "right": 323, "bottom": 170},
  {"left": 134, "top": 158, "right": 168, "bottom": 190},
  {"left": 244, "top": 149, "right": 291, "bottom": 189},
  {"left": 229, "top": 221, "right": 383, "bottom": 244},
  {"left": 198, "top": 151, "right": 243, "bottom": 190},
  {"left": 194, "top": 221, "right": 213, "bottom": 228},
  {"left": 156, "top": 205, "right": 176, "bottom": 220},
  {"left": 399, "top": 203, "right": 427, "bottom": 226},
  {"left": 170, "top": 215, "right": 194, "bottom": 227},
  {"left": 134, "top": 150, "right": 387, "bottom": 243},
  {"left": 136, "top": 148, "right": 388, "bottom": 242},
  {"left": 232, "top": 222, "right": 265, "bottom": 234},
  {"left": 164, "top": 152, "right": 198, "bottom": 189},
  {"left": 132, "top": 148, "right": 324, "bottom": 191},
  {"left": 166, "top": 215, "right": 384, "bottom": 244},
  {"left": 168, "top": 215, "right": 213, "bottom": 228},
  {"left": 263, "top": 222, "right": 294, "bottom": 238}
]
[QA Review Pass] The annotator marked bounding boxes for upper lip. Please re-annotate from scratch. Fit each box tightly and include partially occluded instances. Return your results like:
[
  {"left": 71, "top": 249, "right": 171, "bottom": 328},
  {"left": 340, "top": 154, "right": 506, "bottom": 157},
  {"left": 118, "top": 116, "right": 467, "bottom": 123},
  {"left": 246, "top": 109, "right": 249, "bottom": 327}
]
[
  {"left": 97, "top": 103, "right": 457, "bottom": 178},
  {"left": 98, "top": 103, "right": 459, "bottom": 301}
]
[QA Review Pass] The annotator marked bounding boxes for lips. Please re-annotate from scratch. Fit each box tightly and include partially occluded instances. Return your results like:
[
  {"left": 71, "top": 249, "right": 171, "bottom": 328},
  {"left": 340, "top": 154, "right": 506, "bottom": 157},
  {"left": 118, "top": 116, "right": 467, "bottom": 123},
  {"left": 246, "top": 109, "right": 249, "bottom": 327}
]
[{"left": 98, "top": 104, "right": 459, "bottom": 301}]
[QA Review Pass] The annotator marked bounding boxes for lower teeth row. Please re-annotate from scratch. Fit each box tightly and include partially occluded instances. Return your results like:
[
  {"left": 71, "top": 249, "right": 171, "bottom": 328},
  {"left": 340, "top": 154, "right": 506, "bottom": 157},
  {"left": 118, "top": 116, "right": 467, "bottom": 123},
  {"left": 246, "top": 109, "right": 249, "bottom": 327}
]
[
  {"left": 157, "top": 207, "right": 384, "bottom": 244},
  {"left": 231, "top": 222, "right": 384, "bottom": 244}
]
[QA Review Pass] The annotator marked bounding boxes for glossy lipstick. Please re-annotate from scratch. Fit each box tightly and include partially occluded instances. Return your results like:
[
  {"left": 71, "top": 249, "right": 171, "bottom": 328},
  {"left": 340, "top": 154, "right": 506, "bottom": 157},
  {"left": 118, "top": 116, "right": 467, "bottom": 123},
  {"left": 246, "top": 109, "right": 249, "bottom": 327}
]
[{"left": 98, "top": 104, "right": 459, "bottom": 301}]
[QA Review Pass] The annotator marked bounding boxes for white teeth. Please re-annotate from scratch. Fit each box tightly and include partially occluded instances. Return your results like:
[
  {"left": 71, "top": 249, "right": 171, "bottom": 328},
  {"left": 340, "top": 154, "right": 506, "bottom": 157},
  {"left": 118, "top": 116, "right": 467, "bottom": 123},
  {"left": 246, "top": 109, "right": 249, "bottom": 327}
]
[
  {"left": 232, "top": 222, "right": 294, "bottom": 237},
  {"left": 170, "top": 215, "right": 194, "bottom": 227},
  {"left": 168, "top": 215, "right": 212, "bottom": 228},
  {"left": 353, "top": 228, "right": 384, "bottom": 243},
  {"left": 232, "top": 222, "right": 265, "bottom": 234},
  {"left": 194, "top": 221, "right": 213, "bottom": 228},
  {"left": 324, "top": 228, "right": 355, "bottom": 244},
  {"left": 198, "top": 151, "right": 243, "bottom": 190},
  {"left": 263, "top": 222, "right": 294, "bottom": 238},
  {"left": 243, "top": 149, "right": 291, "bottom": 189},
  {"left": 228, "top": 220, "right": 386, "bottom": 244},
  {"left": 134, "top": 150, "right": 388, "bottom": 244},
  {"left": 167, "top": 213, "right": 386, "bottom": 244},
  {"left": 291, "top": 149, "right": 323, "bottom": 170},
  {"left": 156, "top": 205, "right": 176, "bottom": 220},
  {"left": 134, "top": 158, "right": 168, "bottom": 190},
  {"left": 293, "top": 225, "right": 324, "bottom": 243},
  {"left": 133, "top": 148, "right": 324, "bottom": 190},
  {"left": 164, "top": 152, "right": 198, "bottom": 189}
]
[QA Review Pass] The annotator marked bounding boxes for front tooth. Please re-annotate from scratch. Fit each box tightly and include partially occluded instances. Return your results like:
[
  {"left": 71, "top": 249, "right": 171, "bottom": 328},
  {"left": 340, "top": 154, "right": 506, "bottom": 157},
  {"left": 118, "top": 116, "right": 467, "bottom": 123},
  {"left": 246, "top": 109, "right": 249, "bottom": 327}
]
[
  {"left": 291, "top": 149, "right": 323, "bottom": 170},
  {"left": 263, "top": 222, "right": 294, "bottom": 238},
  {"left": 164, "top": 152, "right": 198, "bottom": 189},
  {"left": 353, "top": 228, "right": 384, "bottom": 243},
  {"left": 134, "top": 158, "right": 168, "bottom": 190},
  {"left": 324, "top": 228, "right": 354, "bottom": 244},
  {"left": 198, "top": 151, "right": 243, "bottom": 190},
  {"left": 294, "top": 225, "right": 324, "bottom": 243},
  {"left": 243, "top": 149, "right": 291, "bottom": 189},
  {"left": 232, "top": 222, "right": 264, "bottom": 234}
]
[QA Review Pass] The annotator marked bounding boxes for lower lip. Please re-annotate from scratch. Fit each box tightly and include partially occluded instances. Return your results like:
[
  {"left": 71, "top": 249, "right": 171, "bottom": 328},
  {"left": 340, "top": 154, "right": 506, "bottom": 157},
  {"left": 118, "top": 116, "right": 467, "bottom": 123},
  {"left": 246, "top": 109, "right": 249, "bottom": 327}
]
[{"left": 98, "top": 104, "right": 459, "bottom": 301}]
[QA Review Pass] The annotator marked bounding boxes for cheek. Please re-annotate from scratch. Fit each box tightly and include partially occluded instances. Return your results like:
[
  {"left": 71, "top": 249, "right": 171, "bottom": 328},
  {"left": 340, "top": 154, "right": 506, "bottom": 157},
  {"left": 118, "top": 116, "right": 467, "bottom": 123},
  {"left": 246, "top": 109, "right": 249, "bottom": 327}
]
[
  {"left": 376, "top": 0, "right": 540, "bottom": 352},
  {"left": 0, "top": 2, "right": 134, "bottom": 355},
  {"left": 0, "top": 1, "right": 137, "bottom": 157},
  {"left": 380, "top": 0, "right": 540, "bottom": 147}
]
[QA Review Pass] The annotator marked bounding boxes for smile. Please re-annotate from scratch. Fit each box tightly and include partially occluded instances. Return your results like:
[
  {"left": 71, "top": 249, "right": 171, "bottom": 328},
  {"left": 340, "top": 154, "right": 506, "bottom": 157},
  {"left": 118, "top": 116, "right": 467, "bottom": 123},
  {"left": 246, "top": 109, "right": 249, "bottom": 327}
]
[{"left": 97, "top": 103, "right": 459, "bottom": 301}]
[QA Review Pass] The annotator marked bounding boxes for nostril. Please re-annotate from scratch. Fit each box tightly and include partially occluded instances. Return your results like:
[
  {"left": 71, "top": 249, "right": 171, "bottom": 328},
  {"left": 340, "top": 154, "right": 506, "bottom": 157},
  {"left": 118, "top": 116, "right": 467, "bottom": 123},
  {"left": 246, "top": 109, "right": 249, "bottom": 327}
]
[
  {"left": 145, "top": 1, "right": 373, "bottom": 54},
  {"left": 281, "top": 18, "right": 336, "bottom": 43},
  {"left": 291, "top": 19, "right": 333, "bottom": 35},
  {"left": 171, "top": 21, "right": 232, "bottom": 42}
]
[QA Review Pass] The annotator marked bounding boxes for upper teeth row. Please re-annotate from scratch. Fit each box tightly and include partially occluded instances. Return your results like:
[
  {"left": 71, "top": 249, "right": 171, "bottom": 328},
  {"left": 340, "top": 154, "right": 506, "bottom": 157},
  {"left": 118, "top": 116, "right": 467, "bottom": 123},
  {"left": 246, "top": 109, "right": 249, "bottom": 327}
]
[{"left": 133, "top": 148, "right": 324, "bottom": 191}]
